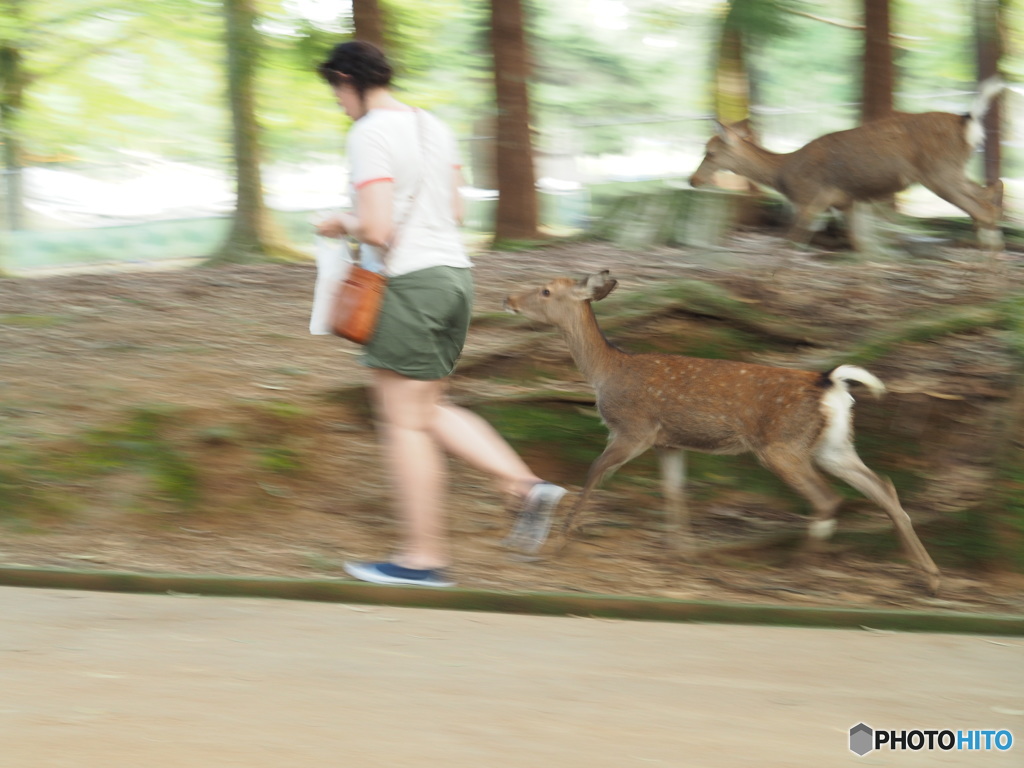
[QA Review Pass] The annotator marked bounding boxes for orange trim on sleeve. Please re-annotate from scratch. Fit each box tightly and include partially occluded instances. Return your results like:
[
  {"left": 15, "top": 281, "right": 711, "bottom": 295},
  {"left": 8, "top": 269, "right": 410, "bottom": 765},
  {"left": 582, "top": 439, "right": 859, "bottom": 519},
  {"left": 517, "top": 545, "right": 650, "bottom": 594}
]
[{"left": 354, "top": 177, "right": 394, "bottom": 190}]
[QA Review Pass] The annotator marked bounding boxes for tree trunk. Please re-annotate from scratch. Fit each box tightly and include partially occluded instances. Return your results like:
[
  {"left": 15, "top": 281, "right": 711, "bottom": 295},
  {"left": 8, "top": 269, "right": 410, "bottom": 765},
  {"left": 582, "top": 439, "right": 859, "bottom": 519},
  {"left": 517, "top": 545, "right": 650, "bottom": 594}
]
[
  {"left": 974, "top": 0, "right": 1003, "bottom": 186},
  {"left": 211, "top": 0, "right": 287, "bottom": 264},
  {"left": 488, "top": 0, "right": 538, "bottom": 243},
  {"left": 711, "top": 16, "right": 760, "bottom": 203},
  {"left": 713, "top": 24, "right": 750, "bottom": 126},
  {"left": 861, "top": 0, "right": 893, "bottom": 123},
  {"left": 0, "top": 0, "right": 26, "bottom": 232},
  {"left": 860, "top": 0, "right": 895, "bottom": 231},
  {"left": 352, "top": 0, "right": 386, "bottom": 49}
]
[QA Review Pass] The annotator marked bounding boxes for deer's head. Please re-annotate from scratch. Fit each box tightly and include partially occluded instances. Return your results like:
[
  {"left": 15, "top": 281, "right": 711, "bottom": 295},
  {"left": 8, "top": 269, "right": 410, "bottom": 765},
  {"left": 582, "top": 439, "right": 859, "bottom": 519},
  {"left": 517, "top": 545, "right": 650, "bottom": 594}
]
[
  {"left": 504, "top": 271, "right": 618, "bottom": 327},
  {"left": 689, "top": 120, "right": 758, "bottom": 188}
]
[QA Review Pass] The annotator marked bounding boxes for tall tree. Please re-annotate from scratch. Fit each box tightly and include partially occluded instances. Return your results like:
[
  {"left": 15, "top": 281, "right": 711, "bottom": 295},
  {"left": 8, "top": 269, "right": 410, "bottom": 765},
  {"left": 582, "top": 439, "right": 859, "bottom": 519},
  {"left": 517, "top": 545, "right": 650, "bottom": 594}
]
[
  {"left": 709, "top": 0, "right": 799, "bottom": 126},
  {"left": 713, "top": 10, "right": 751, "bottom": 125},
  {"left": 211, "top": 0, "right": 291, "bottom": 263},
  {"left": 974, "top": 0, "right": 1003, "bottom": 185},
  {"left": 862, "top": 0, "right": 894, "bottom": 122},
  {"left": 488, "top": 0, "right": 538, "bottom": 243},
  {"left": 352, "top": 0, "right": 386, "bottom": 49},
  {"left": 0, "top": 0, "right": 27, "bottom": 231}
]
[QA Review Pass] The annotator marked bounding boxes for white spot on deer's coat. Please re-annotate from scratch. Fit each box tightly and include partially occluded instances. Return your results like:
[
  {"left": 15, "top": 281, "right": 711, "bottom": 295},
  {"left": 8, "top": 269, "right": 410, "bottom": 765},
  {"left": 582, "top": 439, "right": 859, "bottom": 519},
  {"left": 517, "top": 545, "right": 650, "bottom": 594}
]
[{"left": 809, "top": 519, "right": 838, "bottom": 540}]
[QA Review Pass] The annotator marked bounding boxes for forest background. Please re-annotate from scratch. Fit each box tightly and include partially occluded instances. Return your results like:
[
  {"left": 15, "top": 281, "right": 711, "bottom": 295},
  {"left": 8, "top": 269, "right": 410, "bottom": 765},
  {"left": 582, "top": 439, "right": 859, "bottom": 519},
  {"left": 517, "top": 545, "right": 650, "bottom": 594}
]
[{"left": 2, "top": 0, "right": 1023, "bottom": 270}]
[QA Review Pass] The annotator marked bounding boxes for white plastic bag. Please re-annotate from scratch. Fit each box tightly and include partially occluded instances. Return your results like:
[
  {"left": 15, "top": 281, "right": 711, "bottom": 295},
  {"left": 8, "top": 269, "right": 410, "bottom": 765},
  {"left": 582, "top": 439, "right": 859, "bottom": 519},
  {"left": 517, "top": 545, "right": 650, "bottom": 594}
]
[{"left": 309, "top": 236, "right": 353, "bottom": 335}]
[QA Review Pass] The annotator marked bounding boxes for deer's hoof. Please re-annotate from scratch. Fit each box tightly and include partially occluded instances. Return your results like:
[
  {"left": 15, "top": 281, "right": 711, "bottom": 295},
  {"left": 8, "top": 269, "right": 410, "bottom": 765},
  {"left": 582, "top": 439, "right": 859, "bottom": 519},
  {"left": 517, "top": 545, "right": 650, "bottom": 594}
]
[{"left": 925, "top": 571, "right": 942, "bottom": 597}]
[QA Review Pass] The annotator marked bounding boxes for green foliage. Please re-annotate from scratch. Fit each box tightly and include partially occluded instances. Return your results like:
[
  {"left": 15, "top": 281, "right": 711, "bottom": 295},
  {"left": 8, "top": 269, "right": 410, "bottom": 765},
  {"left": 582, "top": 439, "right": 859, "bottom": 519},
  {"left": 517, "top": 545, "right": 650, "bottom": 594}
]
[
  {"left": 529, "top": 1, "right": 716, "bottom": 154},
  {"left": 743, "top": 2, "right": 861, "bottom": 130},
  {"left": 16, "top": 0, "right": 227, "bottom": 164},
  {"left": 0, "top": 453, "right": 72, "bottom": 520},
  {"left": 0, "top": 313, "right": 65, "bottom": 327},
  {"left": 841, "top": 306, "right": 1013, "bottom": 367},
  {"left": 924, "top": 507, "right": 1004, "bottom": 570},
  {"left": 253, "top": 399, "right": 307, "bottom": 420},
  {"left": 0, "top": 396, "right": 324, "bottom": 520},
  {"left": 78, "top": 405, "right": 201, "bottom": 510},
  {"left": 257, "top": 445, "right": 302, "bottom": 474},
  {"left": 722, "top": 0, "right": 805, "bottom": 42},
  {"left": 7, "top": 0, "right": 1019, "bottom": 179},
  {"left": 993, "top": 459, "right": 1024, "bottom": 571},
  {"left": 999, "top": 292, "right": 1024, "bottom": 358},
  {"left": 475, "top": 401, "right": 614, "bottom": 471},
  {"left": 238, "top": 398, "right": 312, "bottom": 476}
]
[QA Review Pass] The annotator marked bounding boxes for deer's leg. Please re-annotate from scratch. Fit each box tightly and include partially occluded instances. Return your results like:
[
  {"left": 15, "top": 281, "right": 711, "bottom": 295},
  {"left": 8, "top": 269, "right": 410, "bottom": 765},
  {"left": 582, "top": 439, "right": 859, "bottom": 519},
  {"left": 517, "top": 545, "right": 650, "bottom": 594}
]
[
  {"left": 758, "top": 446, "right": 843, "bottom": 551},
  {"left": 655, "top": 447, "right": 695, "bottom": 558},
  {"left": 788, "top": 191, "right": 844, "bottom": 247},
  {"left": 844, "top": 201, "right": 898, "bottom": 255},
  {"left": 557, "top": 432, "right": 650, "bottom": 550},
  {"left": 787, "top": 205, "right": 825, "bottom": 246},
  {"left": 837, "top": 202, "right": 862, "bottom": 251},
  {"left": 921, "top": 177, "right": 1003, "bottom": 252},
  {"left": 816, "top": 444, "right": 942, "bottom": 595}
]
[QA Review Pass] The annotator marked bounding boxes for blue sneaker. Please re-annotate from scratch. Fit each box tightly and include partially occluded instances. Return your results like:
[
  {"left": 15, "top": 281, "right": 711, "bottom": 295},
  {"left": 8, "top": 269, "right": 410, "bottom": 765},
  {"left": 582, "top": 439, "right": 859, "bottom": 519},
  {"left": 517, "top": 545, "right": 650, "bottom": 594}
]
[
  {"left": 343, "top": 561, "right": 454, "bottom": 588},
  {"left": 502, "top": 482, "right": 567, "bottom": 554}
]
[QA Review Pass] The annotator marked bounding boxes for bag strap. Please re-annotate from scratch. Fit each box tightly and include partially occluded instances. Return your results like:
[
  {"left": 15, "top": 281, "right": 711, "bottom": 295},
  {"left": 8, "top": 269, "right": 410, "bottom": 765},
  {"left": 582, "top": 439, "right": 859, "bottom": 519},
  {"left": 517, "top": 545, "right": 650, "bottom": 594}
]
[{"left": 351, "top": 108, "right": 429, "bottom": 269}]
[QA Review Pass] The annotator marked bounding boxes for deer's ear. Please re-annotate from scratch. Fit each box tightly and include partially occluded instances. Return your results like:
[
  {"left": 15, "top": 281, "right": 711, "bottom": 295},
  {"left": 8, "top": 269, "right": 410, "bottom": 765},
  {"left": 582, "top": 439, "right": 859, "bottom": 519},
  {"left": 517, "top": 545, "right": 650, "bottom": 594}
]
[
  {"left": 716, "top": 120, "right": 749, "bottom": 146},
  {"left": 585, "top": 271, "right": 618, "bottom": 302},
  {"left": 731, "top": 119, "right": 754, "bottom": 139},
  {"left": 715, "top": 121, "right": 739, "bottom": 146}
]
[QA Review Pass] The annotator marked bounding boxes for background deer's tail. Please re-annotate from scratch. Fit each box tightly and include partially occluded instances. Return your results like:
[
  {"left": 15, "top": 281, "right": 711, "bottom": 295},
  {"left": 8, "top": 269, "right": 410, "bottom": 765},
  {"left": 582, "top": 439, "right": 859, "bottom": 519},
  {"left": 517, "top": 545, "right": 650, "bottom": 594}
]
[{"left": 966, "top": 76, "right": 1004, "bottom": 149}]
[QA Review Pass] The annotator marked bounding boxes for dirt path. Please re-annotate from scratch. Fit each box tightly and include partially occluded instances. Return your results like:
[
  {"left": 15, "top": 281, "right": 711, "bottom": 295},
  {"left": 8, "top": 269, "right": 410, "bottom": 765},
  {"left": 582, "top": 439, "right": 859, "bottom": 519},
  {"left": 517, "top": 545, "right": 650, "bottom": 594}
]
[{"left": 2, "top": 586, "right": 1022, "bottom": 767}]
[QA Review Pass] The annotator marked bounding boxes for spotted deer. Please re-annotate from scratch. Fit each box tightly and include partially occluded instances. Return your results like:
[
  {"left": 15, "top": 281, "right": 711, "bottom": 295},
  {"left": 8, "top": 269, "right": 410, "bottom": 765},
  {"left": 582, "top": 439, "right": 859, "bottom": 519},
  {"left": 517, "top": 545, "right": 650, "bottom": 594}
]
[
  {"left": 689, "top": 78, "right": 1004, "bottom": 251},
  {"left": 504, "top": 272, "right": 942, "bottom": 595}
]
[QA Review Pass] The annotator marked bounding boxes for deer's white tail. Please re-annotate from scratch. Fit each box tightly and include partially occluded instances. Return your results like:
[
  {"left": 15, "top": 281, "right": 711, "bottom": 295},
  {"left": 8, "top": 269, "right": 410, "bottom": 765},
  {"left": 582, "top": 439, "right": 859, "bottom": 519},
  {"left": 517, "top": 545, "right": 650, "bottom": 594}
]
[
  {"left": 816, "top": 366, "right": 884, "bottom": 456},
  {"left": 829, "top": 364, "right": 885, "bottom": 398},
  {"left": 967, "top": 76, "right": 1004, "bottom": 148}
]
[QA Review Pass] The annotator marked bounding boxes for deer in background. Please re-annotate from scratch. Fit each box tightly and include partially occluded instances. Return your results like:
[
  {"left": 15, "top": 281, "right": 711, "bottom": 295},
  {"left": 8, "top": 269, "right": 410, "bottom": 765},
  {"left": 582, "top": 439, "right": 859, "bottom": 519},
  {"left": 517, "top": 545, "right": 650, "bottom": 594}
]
[
  {"left": 689, "top": 78, "right": 1004, "bottom": 251},
  {"left": 504, "top": 272, "right": 942, "bottom": 595}
]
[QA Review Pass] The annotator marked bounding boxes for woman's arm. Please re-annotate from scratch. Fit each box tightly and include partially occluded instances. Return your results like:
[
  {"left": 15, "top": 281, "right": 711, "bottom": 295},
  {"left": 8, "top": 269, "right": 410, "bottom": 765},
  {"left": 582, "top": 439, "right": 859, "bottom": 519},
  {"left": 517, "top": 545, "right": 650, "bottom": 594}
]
[{"left": 314, "top": 180, "right": 395, "bottom": 247}]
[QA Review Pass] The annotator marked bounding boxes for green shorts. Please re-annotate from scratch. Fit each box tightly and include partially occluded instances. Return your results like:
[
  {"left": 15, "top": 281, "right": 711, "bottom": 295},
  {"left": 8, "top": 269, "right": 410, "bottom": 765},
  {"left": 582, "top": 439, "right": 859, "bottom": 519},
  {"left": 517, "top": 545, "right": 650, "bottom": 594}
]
[{"left": 362, "top": 266, "right": 474, "bottom": 381}]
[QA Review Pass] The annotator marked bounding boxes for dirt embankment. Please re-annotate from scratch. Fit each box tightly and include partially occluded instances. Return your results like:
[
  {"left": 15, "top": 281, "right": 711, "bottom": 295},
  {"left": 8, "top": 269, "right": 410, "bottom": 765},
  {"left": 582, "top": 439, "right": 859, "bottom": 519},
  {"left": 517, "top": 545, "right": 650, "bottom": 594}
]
[{"left": 1, "top": 237, "right": 1022, "bottom": 615}]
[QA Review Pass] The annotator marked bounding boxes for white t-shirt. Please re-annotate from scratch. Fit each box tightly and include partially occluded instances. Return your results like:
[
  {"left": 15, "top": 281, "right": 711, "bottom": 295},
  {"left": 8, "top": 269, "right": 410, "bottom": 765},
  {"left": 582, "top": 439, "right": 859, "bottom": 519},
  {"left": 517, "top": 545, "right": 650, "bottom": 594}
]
[{"left": 347, "top": 108, "right": 472, "bottom": 277}]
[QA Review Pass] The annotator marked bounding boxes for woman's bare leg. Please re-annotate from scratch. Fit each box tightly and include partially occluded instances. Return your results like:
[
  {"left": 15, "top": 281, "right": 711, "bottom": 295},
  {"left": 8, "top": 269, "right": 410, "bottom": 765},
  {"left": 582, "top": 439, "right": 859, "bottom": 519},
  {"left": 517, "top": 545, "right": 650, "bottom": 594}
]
[
  {"left": 431, "top": 402, "right": 542, "bottom": 497},
  {"left": 370, "top": 369, "right": 448, "bottom": 569},
  {"left": 370, "top": 371, "right": 557, "bottom": 568}
]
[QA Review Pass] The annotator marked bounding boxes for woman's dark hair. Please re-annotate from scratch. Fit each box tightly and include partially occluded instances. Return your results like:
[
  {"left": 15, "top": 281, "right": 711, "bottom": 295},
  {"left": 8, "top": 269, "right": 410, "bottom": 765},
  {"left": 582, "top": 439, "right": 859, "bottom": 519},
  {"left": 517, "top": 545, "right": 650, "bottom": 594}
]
[{"left": 317, "top": 40, "right": 393, "bottom": 96}]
